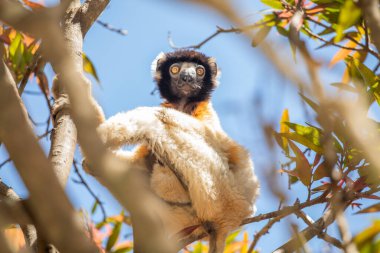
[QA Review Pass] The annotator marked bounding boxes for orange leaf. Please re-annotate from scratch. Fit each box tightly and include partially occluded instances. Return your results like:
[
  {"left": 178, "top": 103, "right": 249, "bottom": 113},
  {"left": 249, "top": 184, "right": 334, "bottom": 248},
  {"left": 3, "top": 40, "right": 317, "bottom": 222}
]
[
  {"left": 306, "top": 7, "right": 325, "bottom": 15},
  {"left": 329, "top": 32, "right": 362, "bottom": 67},
  {"left": 313, "top": 161, "right": 329, "bottom": 181},
  {"left": 4, "top": 227, "right": 25, "bottom": 251},
  {"left": 23, "top": 0, "right": 45, "bottom": 9},
  {"left": 329, "top": 42, "right": 355, "bottom": 67},
  {"left": 342, "top": 67, "right": 350, "bottom": 83}
]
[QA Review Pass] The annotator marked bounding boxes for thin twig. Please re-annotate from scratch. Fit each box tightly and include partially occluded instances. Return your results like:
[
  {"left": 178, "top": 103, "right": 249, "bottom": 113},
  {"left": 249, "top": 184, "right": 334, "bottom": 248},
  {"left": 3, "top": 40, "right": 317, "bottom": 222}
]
[
  {"left": 169, "top": 18, "right": 278, "bottom": 49},
  {"left": 23, "top": 90, "right": 43, "bottom": 96},
  {"left": 248, "top": 214, "right": 286, "bottom": 253},
  {"left": 178, "top": 192, "right": 328, "bottom": 249},
  {"left": 96, "top": 20, "right": 128, "bottom": 36},
  {"left": 73, "top": 160, "right": 107, "bottom": 221},
  {"left": 307, "top": 17, "right": 380, "bottom": 60},
  {"left": 295, "top": 210, "right": 314, "bottom": 226},
  {"left": 303, "top": 26, "right": 361, "bottom": 51},
  {"left": 242, "top": 191, "right": 327, "bottom": 225},
  {"left": 318, "top": 232, "right": 343, "bottom": 249},
  {"left": 0, "top": 158, "right": 11, "bottom": 168}
]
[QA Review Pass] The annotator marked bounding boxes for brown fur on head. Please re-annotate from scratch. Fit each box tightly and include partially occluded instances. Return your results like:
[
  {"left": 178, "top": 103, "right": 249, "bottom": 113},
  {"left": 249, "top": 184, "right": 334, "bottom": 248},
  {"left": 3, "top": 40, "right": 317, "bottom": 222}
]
[{"left": 151, "top": 50, "right": 220, "bottom": 105}]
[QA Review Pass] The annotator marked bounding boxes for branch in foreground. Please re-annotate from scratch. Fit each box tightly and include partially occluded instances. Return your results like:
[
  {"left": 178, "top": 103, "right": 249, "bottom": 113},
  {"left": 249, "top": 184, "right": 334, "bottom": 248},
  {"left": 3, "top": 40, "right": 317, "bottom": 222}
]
[
  {"left": 273, "top": 208, "right": 336, "bottom": 253},
  {"left": 178, "top": 193, "right": 327, "bottom": 250},
  {"left": 359, "top": 0, "right": 380, "bottom": 55},
  {"left": 0, "top": 21, "right": 99, "bottom": 253},
  {"left": 0, "top": 181, "right": 37, "bottom": 249},
  {"left": 1, "top": 1, "right": 177, "bottom": 252}
]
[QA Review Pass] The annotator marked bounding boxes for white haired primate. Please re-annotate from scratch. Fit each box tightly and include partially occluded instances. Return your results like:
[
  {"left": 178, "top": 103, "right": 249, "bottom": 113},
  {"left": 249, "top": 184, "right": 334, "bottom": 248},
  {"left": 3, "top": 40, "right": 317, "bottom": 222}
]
[{"left": 55, "top": 50, "right": 259, "bottom": 253}]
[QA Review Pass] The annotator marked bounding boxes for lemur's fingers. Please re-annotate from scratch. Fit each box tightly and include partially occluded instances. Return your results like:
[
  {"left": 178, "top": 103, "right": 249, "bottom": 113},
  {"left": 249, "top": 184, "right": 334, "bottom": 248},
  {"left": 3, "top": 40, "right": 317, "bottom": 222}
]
[{"left": 52, "top": 94, "right": 70, "bottom": 119}]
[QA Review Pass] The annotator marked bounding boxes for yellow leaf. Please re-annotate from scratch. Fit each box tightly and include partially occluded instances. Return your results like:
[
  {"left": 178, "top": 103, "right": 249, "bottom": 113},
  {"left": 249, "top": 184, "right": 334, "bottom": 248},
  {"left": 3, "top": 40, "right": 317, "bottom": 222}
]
[
  {"left": 342, "top": 67, "right": 350, "bottom": 83},
  {"left": 240, "top": 231, "right": 249, "bottom": 253},
  {"left": 280, "top": 109, "right": 290, "bottom": 155},
  {"left": 82, "top": 53, "right": 100, "bottom": 83},
  {"left": 354, "top": 220, "right": 380, "bottom": 248}
]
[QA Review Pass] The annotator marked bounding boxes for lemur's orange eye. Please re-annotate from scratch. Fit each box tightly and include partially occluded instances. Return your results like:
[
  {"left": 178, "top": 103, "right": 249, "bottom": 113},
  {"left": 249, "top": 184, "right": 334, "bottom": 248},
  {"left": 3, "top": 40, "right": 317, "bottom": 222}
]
[
  {"left": 170, "top": 65, "right": 180, "bottom": 74},
  {"left": 196, "top": 66, "right": 205, "bottom": 76}
]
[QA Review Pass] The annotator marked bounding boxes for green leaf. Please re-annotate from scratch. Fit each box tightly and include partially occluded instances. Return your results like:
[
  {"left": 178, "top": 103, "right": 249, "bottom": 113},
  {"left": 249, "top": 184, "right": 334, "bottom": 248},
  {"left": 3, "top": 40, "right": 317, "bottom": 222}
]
[
  {"left": 354, "top": 220, "right": 380, "bottom": 250},
  {"left": 192, "top": 241, "right": 204, "bottom": 253},
  {"left": 82, "top": 53, "right": 100, "bottom": 83},
  {"left": 113, "top": 247, "right": 132, "bottom": 253},
  {"left": 279, "top": 132, "right": 323, "bottom": 154},
  {"left": 299, "top": 93, "right": 319, "bottom": 112},
  {"left": 252, "top": 26, "right": 271, "bottom": 47},
  {"left": 261, "top": 0, "right": 284, "bottom": 9},
  {"left": 335, "top": 0, "right": 361, "bottom": 42},
  {"left": 288, "top": 141, "right": 312, "bottom": 186},
  {"left": 106, "top": 221, "right": 122, "bottom": 250},
  {"left": 91, "top": 200, "right": 99, "bottom": 215},
  {"left": 9, "top": 33, "right": 24, "bottom": 71},
  {"left": 346, "top": 56, "right": 377, "bottom": 87},
  {"left": 262, "top": 14, "right": 278, "bottom": 27},
  {"left": 276, "top": 26, "right": 289, "bottom": 37},
  {"left": 226, "top": 229, "right": 241, "bottom": 245},
  {"left": 285, "top": 122, "right": 322, "bottom": 148}
]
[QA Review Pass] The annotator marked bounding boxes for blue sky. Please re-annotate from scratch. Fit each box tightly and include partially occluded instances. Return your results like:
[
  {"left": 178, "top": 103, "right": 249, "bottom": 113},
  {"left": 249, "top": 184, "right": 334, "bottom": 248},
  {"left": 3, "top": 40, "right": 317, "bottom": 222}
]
[{"left": 1, "top": 0, "right": 379, "bottom": 252}]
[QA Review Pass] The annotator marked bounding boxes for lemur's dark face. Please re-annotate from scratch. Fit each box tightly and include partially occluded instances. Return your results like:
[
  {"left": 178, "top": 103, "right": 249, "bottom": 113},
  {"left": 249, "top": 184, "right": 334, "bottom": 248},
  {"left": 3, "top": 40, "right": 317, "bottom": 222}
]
[
  {"left": 154, "top": 50, "right": 219, "bottom": 104},
  {"left": 168, "top": 62, "right": 206, "bottom": 98}
]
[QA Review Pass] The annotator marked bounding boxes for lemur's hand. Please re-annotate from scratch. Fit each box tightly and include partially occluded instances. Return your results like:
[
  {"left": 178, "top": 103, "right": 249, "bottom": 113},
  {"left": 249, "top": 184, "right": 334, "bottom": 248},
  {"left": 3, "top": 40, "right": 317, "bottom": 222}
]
[{"left": 52, "top": 94, "right": 70, "bottom": 119}]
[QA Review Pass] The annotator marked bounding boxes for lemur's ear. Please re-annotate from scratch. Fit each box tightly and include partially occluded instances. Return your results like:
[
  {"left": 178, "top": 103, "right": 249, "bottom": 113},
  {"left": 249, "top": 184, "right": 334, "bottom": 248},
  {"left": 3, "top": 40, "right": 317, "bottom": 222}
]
[
  {"left": 151, "top": 52, "right": 166, "bottom": 77},
  {"left": 208, "top": 57, "right": 221, "bottom": 87},
  {"left": 208, "top": 58, "right": 218, "bottom": 76}
]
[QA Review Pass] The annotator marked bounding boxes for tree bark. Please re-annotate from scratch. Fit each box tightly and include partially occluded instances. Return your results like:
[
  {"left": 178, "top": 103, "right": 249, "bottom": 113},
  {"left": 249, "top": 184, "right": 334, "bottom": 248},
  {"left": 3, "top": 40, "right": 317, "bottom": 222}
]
[{"left": 0, "top": 44, "right": 99, "bottom": 253}]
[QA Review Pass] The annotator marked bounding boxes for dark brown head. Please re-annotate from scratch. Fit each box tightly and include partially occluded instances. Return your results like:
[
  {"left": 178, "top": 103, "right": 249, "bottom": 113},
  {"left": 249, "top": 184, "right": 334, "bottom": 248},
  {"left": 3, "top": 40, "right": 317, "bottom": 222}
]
[{"left": 152, "top": 50, "right": 219, "bottom": 104}]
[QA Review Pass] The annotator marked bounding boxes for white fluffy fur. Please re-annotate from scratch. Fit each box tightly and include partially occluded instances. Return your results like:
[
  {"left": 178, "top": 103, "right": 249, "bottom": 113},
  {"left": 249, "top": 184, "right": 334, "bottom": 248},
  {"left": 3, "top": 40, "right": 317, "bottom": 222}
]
[
  {"left": 97, "top": 106, "right": 259, "bottom": 253},
  {"left": 151, "top": 52, "right": 165, "bottom": 77}
]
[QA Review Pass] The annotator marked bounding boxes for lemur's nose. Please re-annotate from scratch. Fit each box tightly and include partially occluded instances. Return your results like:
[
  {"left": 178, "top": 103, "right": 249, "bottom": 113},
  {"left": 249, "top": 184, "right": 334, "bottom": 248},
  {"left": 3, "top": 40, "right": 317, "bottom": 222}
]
[{"left": 180, "top": 73, "right": 194, "bottom": 82}]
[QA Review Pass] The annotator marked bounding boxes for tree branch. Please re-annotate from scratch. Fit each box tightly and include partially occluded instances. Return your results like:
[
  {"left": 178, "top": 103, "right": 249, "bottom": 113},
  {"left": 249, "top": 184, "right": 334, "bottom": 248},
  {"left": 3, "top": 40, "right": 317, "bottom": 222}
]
[
  {"left": 49, "top": 0, "right": 111, "bottom": 187},
  {"left": 273, "top": 208, "right": 336, "bottom": 253},
  {"left": 0, "top": 181, "right": 37, "bottom": 250},
  {"left": 0, "top": 32, "right": 99, "bottom": 253},
  {"left": 1, "top": 1, "right": 177, "bottom": 252},
  {"left": 177, "top": 193, "right": 328, "bottom": 249},
  {"left": 75, "top": 0, "right": 111, "bottom": 37},
  {"left": 359, "top": 0, "right": 380, "bottom": 54}
]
